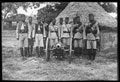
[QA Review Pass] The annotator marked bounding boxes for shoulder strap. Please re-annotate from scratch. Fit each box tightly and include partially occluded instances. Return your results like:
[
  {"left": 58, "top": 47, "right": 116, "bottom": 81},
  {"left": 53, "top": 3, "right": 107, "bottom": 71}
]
[
  {"left": 91, "top": 21, "right": 98, "bottom": 29},
  {"left": 66, "top": 24, "right": 70, "bottom": 32},
  {"left": 18, "top": 22, "right": 22, "bottom": 29},
  {"left": 52, "top": 24, "right": 56, "bottom": 31}
]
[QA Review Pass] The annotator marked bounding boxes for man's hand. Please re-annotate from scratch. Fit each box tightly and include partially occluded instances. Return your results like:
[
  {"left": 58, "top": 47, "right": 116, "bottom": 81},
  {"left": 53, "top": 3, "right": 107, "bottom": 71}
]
[
  {"left": 32, "top": 38, "right": 35, "bottom": 42},
  {"left": 83, "top": 39, "right": 87, "bottom": 42},
  {"left": 83, "top": 39, "right": 87, "bottom": 49},
  {"left": 17, "top": 38, "right": 19, "bottom": 40},
  {"left": 96, "top": 39, "right": 100, "bottom": 43},
  {"left": 96, "top": 39, "right": 100, "bottom": 51}
]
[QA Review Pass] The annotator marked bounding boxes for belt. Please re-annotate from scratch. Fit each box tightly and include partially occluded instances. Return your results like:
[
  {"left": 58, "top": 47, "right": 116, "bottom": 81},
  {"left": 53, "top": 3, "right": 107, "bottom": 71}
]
[
  {"left": 87, "top": 40, "right": 96, "bottom": 41},
  {"left": 63, "top": 31, "right": 69, "bottom": 33},
  {"left": 20, "top": 31, "right": 27, "bottom": 33},
  {"left": 51, "top": 31, "right": 56, "bottom": 32},
  {"left": 74, "top": 38, "right": 83, "bottom": 40},
  {"left": 36, "top": 33, "right": 42, "bottom": 34},
  {"left": 75, "top": 31, "right": 83, "bottom": 33},
  {"left": 20, "top": 30, "right": 27, "bottom": 33},
  {"left": 36, "top": 31, "right": 42, "bottom": 34},
  {"left": 86, "top": 32, "right": 92, "bottom": 34}
]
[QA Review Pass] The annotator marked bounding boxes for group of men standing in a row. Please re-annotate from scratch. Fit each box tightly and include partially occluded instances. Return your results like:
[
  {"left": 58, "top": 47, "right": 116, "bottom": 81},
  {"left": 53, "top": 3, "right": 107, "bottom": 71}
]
[{"left": 16, "top": 13, "right": 100, "bottom": 61}]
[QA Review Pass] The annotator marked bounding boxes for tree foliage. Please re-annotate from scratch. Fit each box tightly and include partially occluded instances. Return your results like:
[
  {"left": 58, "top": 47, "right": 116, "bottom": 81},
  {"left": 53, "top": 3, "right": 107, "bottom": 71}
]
[
  {"left": 98, "top": 2, "right": 117, "bottom": 13},
  {"left": 37, "top": 2, "right": 69, "bottom": 24},
  {"left": 2, "top": 2, "right": 43, "bottom": 19}
]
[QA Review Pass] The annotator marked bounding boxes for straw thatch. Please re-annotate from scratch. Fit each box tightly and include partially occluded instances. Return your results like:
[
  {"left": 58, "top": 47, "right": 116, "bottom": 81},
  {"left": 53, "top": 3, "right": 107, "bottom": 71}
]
[{"left": 56, "top": 2, "right": 117, "bottom": 28}]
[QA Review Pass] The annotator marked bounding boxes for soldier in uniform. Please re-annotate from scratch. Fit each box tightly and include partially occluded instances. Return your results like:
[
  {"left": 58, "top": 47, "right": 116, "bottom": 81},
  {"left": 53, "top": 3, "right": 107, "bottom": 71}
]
[
  {"left": 73, "top": 15, "right": 84, "bottom": 57},
  {"left": 49, "top": 19, "right": 58, "bottom": 48},
  {"left": 84, "top": 13, "right": 100, "bottom": 61},
  {"left": 27, "top": 16, "right": 34, "bottom": 57},
  {"left": 42, "top": 19, "right": 49, "bottom": 49},
  {"left": 58, "top": 18, "right": 63, "bottom": 41},
  {"left": 33, "top": 19, "right": 44, "bottom": 57},
  {"left": 16, "top": 17, "right": 28, "bottom": 59},
  {"left": 61, "top": 17, "right": 71, "bottom": 49}
]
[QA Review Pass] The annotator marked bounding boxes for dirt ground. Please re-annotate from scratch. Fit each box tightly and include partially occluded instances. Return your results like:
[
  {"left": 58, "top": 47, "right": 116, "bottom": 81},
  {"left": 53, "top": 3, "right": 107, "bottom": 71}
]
[{"left": 2, "top": 30, "right": 118, "bottom": 80}]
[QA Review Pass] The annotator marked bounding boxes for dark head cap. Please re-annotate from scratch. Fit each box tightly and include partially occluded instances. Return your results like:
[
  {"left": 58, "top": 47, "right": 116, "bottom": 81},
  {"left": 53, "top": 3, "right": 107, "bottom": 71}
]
[
  {"left": 89, "top": 13, "right": 95, "bottom": 22},
  {"left": 65, "top": 17, "right": 69, "bottom": 24},
  {"left": 59, "top": 18, "right": 63, "bottom": 21},
  {"left": 59, "top": 17, "right": 63, "bottom": 24},
  {"left": 65, "top": 17, "right": 69, "bottom": 20},
  {"left": 52, "top": 19, "right": 56, "bottom": 25},
  {"left": 89, "top": 13, "right": 94, "bottom": 17}
]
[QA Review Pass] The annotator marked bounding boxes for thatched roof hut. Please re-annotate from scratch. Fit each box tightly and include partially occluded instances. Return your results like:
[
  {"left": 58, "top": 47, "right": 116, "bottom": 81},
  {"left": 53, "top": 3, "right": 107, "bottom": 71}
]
[{"left": 56, "top": 2, "right": 117, "bottom": 28}]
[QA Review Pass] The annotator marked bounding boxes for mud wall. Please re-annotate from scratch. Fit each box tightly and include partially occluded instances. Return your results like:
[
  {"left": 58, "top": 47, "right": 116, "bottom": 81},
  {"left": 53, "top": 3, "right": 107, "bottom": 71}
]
[{"left": 100, "top": 32, "right": 117, "bottom": 50}]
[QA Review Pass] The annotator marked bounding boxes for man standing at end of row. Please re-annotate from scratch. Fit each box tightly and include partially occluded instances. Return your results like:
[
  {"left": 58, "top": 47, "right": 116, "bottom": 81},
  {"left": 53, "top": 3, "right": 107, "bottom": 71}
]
[
  {"left": 84, "top": 13, "right": 100, "bottom": 61},
  {"left": 16, "top": 17, "right": 28, "bottom": 59},
  {"left": 27, "top": 16, "right": 34, "bottom": 57}
]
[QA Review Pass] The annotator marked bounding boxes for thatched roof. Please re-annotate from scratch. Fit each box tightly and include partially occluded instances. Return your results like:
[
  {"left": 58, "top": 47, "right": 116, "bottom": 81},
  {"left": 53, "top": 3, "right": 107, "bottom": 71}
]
[{"left": 56, "top": 2, "right": 117, "bottom": 28}]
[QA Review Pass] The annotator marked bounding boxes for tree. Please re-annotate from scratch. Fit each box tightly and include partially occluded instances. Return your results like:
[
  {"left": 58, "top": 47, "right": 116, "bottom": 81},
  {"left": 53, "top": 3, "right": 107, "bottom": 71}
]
[
  {"left": 2, "top": 2, "right": 43, "bottom": 29},
  {"left": 37, "top": 2, "right": 69, "bottom": 24},
  {"left": 2, "top": 2, "right": 68, "bottom": 29},
  {"left": 98, "top": 2, "right": 117, "bottom": 13}
]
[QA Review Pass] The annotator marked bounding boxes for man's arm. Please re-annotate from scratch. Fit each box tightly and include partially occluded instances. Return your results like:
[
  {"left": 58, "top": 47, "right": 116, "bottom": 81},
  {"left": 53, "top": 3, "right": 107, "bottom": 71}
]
[
  {"left": 96, "top": 23, "right": 101, "bottom": 51},
  {"left": 83, "top": 24, "right": 87, "bottom": 40},
  {"left": 48, "top": 25, "right": 51, "bottom": 38},
  {"left": 95, "top": 23, "right": 100, "bottom": 40},
  {"left": 83, "top": 24, "right": 87, "bottom": 49},
  {"left": 32, "top": 24, "right": 36, "bottom": 39},
  {"left": 16, "top": 22, "right": 19, "bottom": 40}
]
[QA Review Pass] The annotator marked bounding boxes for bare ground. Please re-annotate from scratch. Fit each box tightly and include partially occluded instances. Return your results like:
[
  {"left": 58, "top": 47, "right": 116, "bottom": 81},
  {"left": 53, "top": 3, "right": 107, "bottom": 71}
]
[{"left": 2, "top": 31, "right": 118, "bottom": 81}]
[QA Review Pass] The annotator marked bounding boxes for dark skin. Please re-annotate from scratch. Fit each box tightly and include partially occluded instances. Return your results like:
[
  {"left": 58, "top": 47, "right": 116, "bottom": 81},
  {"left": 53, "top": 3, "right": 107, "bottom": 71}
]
[
  {"left": 89, "top": 14, "right": 95, "bottom": 23},
  {"left": 29, "top": 17, "right": 32, "bottom": 24},
  {"left": 59, "top": 18, "right": 63, "bottom": 25},
  {"left": 89, "top": 14, "right": 100, "bottom": 44},
  {"left": 65, "top": 17, "right": 69, "bottom": 24},
  {"left": 52, "top": 19, "right": 56, "bottom": 25},
  {"left": 72, "top": 16, "right": 82, "bottom": 34},
  {"left": 83, "top": 14, "right": 96, "bottom": 45},
  {"left": 17, "top": 20, "right": 26, "bottom": 40}
]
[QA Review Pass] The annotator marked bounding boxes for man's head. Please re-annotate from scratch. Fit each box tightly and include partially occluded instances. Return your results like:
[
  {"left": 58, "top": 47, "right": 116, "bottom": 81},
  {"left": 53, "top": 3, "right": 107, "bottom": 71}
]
[
  {"left": 65, "top": 17, "right": 69, "bottom": 24},
  {"left": 89, "top": 13, "right": 95, "bottom": 22},
  {"left": 76, "top": 16, "right": 80, "bottom": 23},
  {"left": 21, "top": 17, "right": 25, "bottom": 22},
  {"left": 42, "top": 18, "right": 45, "bottom": 24},
  {"left": 29, "top": 16, "right": 32, "bottom": 23},
  {"left": 59, "top": 17, "right": 63, "bottom": 25},
  {"left": 76, "top": 13, "right": 78, "bottom": 17},
  {"left": 52, "top": 19, "right": 56, "bottom": 25},
  {"left": 38, "top": 20, "right": 42, "bottom": 25},
  {"left": 73, "top": 15, "right": 80, "bottom": 24}
]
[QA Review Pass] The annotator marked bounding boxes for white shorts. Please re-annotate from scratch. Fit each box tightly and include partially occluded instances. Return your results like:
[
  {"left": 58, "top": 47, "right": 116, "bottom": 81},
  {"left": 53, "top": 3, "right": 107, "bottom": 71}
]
[
  {"left": 74, "top": 39, "right": 83, "bottom": 47},
  {"left": 87, "top": 40, "right": 97, "bottom": 49},
  {"left": 34, "top": 34, "right": 44, "bottom": 47},
  {"left": 19, "top": 33, "right": 28, "bottom": 47}
]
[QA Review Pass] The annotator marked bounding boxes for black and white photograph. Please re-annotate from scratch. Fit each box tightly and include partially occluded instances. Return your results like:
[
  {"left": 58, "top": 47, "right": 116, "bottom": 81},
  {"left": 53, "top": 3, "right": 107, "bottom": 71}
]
[{"left": 2, "top": 2, "right": 117, "bottom": 80}]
